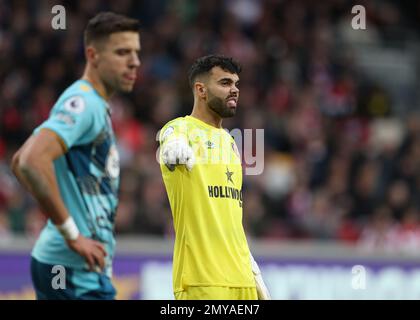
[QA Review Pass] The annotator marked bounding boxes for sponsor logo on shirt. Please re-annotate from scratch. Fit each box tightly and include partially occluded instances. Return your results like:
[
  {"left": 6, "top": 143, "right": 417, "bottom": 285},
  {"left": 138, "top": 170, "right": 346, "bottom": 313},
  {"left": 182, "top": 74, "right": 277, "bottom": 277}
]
[{"left": 207, "top": 185, "right": 243, "bottom": 207}]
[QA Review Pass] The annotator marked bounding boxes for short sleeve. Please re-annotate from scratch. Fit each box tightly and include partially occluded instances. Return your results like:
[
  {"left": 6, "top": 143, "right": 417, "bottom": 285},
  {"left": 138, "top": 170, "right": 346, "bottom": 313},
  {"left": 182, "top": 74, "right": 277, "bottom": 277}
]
[{"left": 35, "top": 95, "right": 105, "bottom": 149}]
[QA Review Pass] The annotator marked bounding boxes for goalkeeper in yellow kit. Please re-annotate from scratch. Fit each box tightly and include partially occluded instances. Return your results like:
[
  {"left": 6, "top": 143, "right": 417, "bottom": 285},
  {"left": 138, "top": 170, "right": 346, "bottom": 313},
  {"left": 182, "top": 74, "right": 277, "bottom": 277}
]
[{"left": 158, "top": 55, "right": 270, "bottom": 300}]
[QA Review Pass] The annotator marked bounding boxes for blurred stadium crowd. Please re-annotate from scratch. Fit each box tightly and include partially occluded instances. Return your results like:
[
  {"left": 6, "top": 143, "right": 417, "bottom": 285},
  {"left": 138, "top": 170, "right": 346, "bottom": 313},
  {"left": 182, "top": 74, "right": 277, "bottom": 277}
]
[{"left": 1, "top": 0, "right": 420, "bottom": 254}]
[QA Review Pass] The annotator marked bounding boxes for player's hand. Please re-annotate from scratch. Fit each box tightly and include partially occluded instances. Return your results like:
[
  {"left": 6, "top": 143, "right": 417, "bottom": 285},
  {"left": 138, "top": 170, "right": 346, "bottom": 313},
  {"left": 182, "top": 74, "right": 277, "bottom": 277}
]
[
  {"left": 66, "top": 235, "right": 107, "bottom": 272},
  {"left": 250, "top": 254, "right": 271, "bottom": 300},
  {"left": 161, "top": 138, "right": 195, "bottom": 171}
]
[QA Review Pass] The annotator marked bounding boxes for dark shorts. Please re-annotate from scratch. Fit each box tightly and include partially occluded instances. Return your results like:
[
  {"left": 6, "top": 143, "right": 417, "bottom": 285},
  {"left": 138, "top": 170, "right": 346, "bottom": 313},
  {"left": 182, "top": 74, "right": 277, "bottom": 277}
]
[{"left": 30, "top": 257, "right": 116, "bottom": 300}]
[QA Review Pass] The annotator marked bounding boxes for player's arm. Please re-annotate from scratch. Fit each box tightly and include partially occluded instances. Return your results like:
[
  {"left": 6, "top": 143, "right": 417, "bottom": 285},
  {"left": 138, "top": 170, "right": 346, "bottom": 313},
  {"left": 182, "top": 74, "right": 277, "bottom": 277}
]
[
  {"left": 250, "top": 253, "right": 271, "bottom": 300},
  {"left": 159, "top": 122, "right": 195, "bottom": 171},
  {"left": 12, "top": 129, "right": 70, "bottom": 225},
  {"left": 11, "top": 129, "right": 106, "bottom": 271}
]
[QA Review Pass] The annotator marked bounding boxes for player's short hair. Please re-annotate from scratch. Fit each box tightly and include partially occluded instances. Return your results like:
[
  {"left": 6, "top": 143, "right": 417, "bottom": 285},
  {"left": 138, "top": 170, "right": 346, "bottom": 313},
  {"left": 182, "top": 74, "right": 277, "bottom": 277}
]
[
  {"left": 84, "top": 12, "right": 140, "bottom": 47},
  {"left": 188, "top": 54, "right": 242, "bottom": 88}
]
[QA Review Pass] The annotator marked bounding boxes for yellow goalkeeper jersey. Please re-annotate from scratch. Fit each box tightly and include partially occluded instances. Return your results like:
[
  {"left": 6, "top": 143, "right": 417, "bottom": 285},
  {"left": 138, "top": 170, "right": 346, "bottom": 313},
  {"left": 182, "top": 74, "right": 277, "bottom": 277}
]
[{"left": 159, "top": 115, "right": 255, "bottom": 293}]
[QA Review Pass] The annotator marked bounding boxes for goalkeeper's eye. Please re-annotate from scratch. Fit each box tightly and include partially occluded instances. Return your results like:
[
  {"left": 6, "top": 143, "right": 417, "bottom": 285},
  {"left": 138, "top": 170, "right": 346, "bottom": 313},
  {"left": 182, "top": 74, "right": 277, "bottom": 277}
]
[{"left": 219, "top": 79, "right": 231, "bottom": 86}]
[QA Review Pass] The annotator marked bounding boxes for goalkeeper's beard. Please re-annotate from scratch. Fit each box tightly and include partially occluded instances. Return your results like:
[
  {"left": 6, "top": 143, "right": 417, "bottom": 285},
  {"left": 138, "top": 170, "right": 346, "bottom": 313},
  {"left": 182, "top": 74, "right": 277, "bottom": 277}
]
[{"left": 207, "top": 93, "right": 236, "bottom": 118}]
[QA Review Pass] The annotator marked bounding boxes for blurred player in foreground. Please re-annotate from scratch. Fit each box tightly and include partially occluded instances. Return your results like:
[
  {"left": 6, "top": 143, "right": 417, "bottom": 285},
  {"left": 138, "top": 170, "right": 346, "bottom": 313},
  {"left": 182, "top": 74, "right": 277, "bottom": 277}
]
[
  {"left": 159, "top": 55, "right": 270, "bottom": 300},
  {"left": 11, "top": 12, "right": 141, "bottom": 299}
]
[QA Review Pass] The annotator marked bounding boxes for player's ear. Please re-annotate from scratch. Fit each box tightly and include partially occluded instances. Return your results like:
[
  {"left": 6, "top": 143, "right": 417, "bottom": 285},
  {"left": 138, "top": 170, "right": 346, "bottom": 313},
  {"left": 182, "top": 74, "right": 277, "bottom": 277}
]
[
  {"left": 195, "top": 82, "right": 207, "bottom": 99},
  {"left": 86, "top": 46, "right": 100, "bottom": 68}
]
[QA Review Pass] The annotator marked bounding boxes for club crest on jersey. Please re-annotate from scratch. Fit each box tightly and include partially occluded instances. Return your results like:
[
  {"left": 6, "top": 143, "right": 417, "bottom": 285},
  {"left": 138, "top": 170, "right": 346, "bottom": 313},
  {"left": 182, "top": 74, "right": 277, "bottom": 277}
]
[
  {"left": 64, "top": 96, "right": 85, "bottom": 114},
  {"left": 106, "top": 145, "right": 120, "bottom": 179}
]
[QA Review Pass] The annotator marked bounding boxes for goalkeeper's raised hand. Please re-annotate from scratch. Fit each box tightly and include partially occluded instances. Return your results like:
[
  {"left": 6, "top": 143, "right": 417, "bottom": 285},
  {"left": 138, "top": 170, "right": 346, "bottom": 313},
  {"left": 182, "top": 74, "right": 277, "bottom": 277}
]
[{"left": 161, "top": 138, "right": 195, "bottom": 172}]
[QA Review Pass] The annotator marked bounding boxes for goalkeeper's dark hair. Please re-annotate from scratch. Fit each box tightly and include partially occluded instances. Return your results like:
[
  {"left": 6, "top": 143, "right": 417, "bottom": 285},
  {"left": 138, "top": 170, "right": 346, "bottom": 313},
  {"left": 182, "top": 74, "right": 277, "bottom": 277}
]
[
  {"left": 188, "top": 54, "right": 242, "bottom": 88},
  {"left": 84, "top": 12, "right": 140, "bottom": 47}
]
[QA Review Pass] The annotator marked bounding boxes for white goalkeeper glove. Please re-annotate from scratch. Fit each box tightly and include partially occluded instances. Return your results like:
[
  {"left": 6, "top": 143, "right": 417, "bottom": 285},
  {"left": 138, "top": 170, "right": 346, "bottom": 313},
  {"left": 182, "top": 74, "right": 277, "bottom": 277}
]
[
  {"left": 161, "top": 138, "right": 195, "bottom": 171},
  {"left": 250, "top": 254, "right": 271, "bottom": 300}
]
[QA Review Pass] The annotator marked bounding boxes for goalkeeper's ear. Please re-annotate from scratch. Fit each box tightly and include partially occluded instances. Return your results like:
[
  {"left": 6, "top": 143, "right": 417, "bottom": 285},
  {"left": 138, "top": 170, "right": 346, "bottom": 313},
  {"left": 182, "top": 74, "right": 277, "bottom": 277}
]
[{"left": 194, "top": 82, "right": 207, "bottom": 99}]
